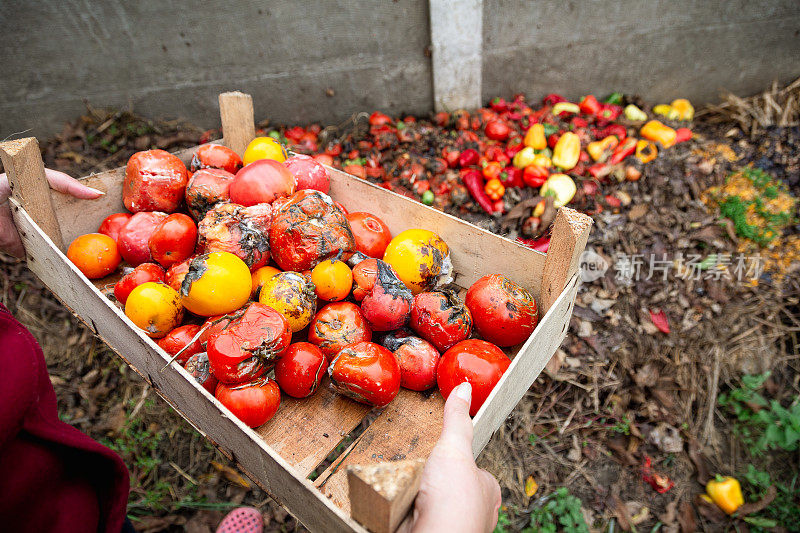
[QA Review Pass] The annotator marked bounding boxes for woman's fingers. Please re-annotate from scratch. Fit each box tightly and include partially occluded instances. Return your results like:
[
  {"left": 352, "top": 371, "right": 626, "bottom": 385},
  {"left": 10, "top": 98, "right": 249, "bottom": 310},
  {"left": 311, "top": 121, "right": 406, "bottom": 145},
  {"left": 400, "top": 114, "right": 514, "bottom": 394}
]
[
  {"left": 44, "top": 169, "right": 104, "bottom": 199},
  {"left": 437, "top": 382, "right": 474, "bottom": 458}
]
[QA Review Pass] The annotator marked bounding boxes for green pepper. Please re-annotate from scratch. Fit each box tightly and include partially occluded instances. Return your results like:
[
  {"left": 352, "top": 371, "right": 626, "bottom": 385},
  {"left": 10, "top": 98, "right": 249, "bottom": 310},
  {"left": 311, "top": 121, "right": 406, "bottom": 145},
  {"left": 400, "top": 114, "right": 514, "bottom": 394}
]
[{"left": 603, "top": 92, "right": 623, "bottom": 105}]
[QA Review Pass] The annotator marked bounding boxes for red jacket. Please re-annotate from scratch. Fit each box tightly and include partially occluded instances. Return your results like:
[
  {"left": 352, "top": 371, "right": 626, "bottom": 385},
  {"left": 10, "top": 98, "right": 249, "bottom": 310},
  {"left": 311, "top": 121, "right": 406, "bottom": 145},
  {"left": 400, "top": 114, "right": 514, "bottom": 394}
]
[{"left": 0, "top": 304, "right": 129, "bottom": 532}]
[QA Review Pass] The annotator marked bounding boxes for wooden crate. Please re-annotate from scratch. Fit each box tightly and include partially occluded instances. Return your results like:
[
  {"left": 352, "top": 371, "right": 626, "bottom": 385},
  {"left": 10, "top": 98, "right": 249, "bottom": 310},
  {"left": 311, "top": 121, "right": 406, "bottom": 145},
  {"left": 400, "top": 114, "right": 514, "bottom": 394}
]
[{"left": 0, "top": 92, "right": 591, "bottom": 533}]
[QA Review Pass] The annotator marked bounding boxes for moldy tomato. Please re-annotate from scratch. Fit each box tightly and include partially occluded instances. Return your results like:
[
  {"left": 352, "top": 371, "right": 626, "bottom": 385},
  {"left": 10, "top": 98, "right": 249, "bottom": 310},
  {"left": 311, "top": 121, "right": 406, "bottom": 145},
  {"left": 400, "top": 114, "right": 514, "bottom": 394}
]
[
  {"left": 465, "top": 274, "right": 539, "bottom": 347},
  {"left": 207, "top": 302, "right": 291, "bottom": 384},
  {"left": 165, "top": 256, "right": 193, "bottom": 292},
  {"left": 156, "top": 324, "right": 203, "bottom": 365},
  {"left": 274, "top": 342, "right": 328, "bottom": 398},
  {"left": 184, "top": 352, "right": 218, "bottom": 394},
  {"left": 360, "top": 260, "right": 412, "bottom": 332},
  {"left": 184, "top": 168, "right": 235, "bottom": 220},
  {"left": 215, "top": 376, "right": 280, "bottom": 428},
  {"left": 97, "top": 212, "right": 132, "bottom": 242},
  {"left": 308, "top": 302, "right": 372, "bottom": 358},
  {"left": 329, "top": 341, "right": 401, "bottom": 407},
  {"left": 117, "top": 211, "right": 168, "bottom": 265},
  {"left": 125, "top": 282, "right": 183, "bottom": 339},
  {"left": 351, "top": 258, "right": 378, "bottom": 302},
  {"left": 190, "top": 144, "right": 243, "bottom": 175},
  {"left": 148, "top": 213, "right": 198, "bottom": 268},
  {"left": 437, "top": 339, "right": 511, "bottom": 416},
  {"left": 381, "top": 330, "right": 440, "bottom": 391},
  {"left": 409, "top": 289, "right": 473, "bottom": 352},
  {"left": 124, "top": 150, "right": 188, "bottom": 213},
  {"left": 198, "top": 203, "right": 272, "bottom": 271},
  {"left": 383, "top": 229, "right": 451, "bottom": 295},
  {"left": 66, "top": 233, "right": 121, "bottom": 279},
  {"left": 269, "top": 190, "right": 355, "bottom": 272},
  {"left": 346, "top": 212, "right": 392, "bottom": 258},
  {"left": 180, "top": 252, "right": 252, "bottom": 316},
  {"left": 230, "top": 159, "right": 295, "bottom": 206},
  {"left": 258, "top": 271, "right": 317, "bottom": 332},
  {"left": 284, "top": 154, "right": 330, "bottom": 194},
  {"left": 114, "top": 262, "right": 166, "bottom": 304}
]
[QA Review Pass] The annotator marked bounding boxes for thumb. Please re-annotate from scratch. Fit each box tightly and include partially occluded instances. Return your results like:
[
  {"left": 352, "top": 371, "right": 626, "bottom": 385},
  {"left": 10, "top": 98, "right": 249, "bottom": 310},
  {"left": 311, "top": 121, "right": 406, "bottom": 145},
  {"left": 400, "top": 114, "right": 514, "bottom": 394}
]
[{"left": 437, "top": 382, "right": 474, "bottom": 457}]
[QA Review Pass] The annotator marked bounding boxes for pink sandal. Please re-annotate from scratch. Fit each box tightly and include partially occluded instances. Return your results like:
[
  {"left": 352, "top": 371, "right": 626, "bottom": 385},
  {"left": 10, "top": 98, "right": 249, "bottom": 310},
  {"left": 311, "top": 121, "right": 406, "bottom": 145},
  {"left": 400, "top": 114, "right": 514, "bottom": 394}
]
[{"left": 216, "top": 506, "right": 263, "bottom": 533}]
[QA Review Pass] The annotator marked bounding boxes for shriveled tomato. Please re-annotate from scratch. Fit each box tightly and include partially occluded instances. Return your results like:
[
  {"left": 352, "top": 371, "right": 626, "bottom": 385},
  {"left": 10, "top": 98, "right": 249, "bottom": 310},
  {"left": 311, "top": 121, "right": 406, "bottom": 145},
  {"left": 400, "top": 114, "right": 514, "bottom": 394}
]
[
  {"left": 125, "top": 282, "right": 183, "bottom": 339},
  {"left": 437, "top": 339, "right": 511, "bottom": 416},
  {"left": 184, "top": 168, "right": 235, "bottom": 220},
  {"left": 184, "top": 352, "right": 218, "bottom": 394},
  {"left": 156, "top": 324, "right": 203, "bottom": 365},
  {"left": 117, "top": 211, "right": 167, "bottom": 265},
  {"left": 409, "top": 289, "right": 473, "bottom": 352},
  {"left": 124, "top": 150, "right": 188, "bottom": 213},
  {"left": 190, "top": 144, "right": 243, "bottom": 174},
  {"left": 308, "top": 302, "right": 371, "bottom": 358},
  {"left": 383, "top": 229, "right": 451, "bottom": 295},
  {"left": 97, "top": 213, "right": 132, "bottom": 242},
  {"left": 329, "top": 341, "right": 400, "bottom": 407},
  {"left": 284, "top": 154, "right": 330, "bottom": 194},
  {"left": 360, "top": 260, "right": 412, "bottom": 332},
  {"left": 114, "top": 263, "right": 166, "bottom": 304},
  {"left": 180, "top": 252, "right": 252, "bottom": 316},
  {"left": 310, "top": 258, "right": 352, "bottom": 301},
  {"left": 274, "top": 342, "right": 328, "bottom": 398},
  {"left": 148, "top": 213, "right": 198, "bottom": 268},
  {"left": 258, "top": 271, "right": 317, "bottom": 332},
  {"left": 165, "top": 256, "right": 193, "bottom": 292},
  {"left": 346, "top": 212, "right": 392, "bottom": 258},
  {"left": 269, "top": 190, "right": 355, "bottom": 272},
  {"left": 215, "top": 376, "right": 280, "bottom": 428},
  {"left": 465, "top": 274, "right": 539, "bottom": 347},
  {"left": 67, "top": 233, "right": 121, "bottom": 279},
  {"left": 351, "top": 258, "right": 378, "bottom": 302},
  {"left": 207, "top": 302, "right": 291, "bottom": 384},
  {"left": 197, "top": 203, "right": 272, "bottom": 271},
  {"left": 381, "top": 330, "right": 440, "bottom": 391},
  {"left": 230, "top": 159, "right": 295, "bottom": 206}
]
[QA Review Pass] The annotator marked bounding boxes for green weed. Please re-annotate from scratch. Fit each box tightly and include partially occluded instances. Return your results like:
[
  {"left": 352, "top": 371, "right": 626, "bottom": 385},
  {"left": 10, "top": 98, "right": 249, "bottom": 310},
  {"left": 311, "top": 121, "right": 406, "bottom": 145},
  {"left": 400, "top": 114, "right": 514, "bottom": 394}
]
[
  {"left": 524, "top": 488, "right": 588, "bottom": 533},
  {"left": 741, "top": 465, "right": 800, "bottom": 532}
]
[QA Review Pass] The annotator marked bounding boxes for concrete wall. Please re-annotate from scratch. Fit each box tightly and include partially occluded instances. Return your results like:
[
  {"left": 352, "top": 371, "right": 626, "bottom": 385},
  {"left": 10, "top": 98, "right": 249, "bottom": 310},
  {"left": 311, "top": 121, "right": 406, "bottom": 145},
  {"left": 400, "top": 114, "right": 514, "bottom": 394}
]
[{"left": 2, "top": 0, "right": 799, "bottom": 139}]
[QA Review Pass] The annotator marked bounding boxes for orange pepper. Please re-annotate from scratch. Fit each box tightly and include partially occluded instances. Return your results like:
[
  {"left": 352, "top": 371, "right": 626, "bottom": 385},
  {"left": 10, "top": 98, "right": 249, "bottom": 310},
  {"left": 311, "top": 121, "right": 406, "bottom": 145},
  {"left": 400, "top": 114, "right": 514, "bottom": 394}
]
[
  {"left": 587, "top": 136, "right": 619, "bottom": 162},
  {"left": 482, "top": 161, "right": 503, "bottom": 181},
  {"left": 523, "top": 123, "right": 547, "bottom": 150},
  {"left": 552, "top": 132, "right": 580, "bottom": 170},
  {"left": 635, "top": 139, "right": 658, "bottom": 163},
  {"left": 640, "top": 120, "right": 677, "bottom": 148},
  {"left": 484, "top": 178, "right": 505, "bottom": 201}
]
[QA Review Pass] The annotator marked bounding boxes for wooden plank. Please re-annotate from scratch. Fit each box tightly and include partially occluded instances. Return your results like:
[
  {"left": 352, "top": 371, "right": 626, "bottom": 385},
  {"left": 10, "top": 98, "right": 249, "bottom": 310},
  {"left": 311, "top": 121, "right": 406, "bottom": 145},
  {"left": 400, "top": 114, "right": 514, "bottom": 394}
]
[
  {"left": 348, "top": 458, "right": 425, "bottom": 533},
  {"left": 315, "top": 389, "right": 445, "bottom": 515},
  {"left": 257, "top": 381, "right": 370, "bottom": 477},
  {"left": 219, "top": 92, "right": 256, "bottom": 157},
  {"left": 471, "top": 272, "right": 579, "bottom": 456},
  {"left": 540, "top": 207, "right": 592, "bottom": 313},
  {"left": 0, "top": 137, "right": 64, "bottom": 249},
  {"left": 11, "top": 200, "right": 367, "bottom": 533}
]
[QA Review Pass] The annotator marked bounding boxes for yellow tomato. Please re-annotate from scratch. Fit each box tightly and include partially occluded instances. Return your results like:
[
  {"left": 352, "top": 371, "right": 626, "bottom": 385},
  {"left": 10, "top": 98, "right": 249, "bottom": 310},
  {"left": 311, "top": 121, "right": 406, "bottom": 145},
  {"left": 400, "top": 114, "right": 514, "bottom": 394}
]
[
  {"left": 311, "top": 259, "right": 353, "bottom": 301},
  {"left": 251, "top": 265, "right": 282, "bottom": 299},
  {"left": 180, "top": 252, "right": 252, "bottom": 316},
  {"left": 383, "top": 229, "right": 451, "bottom": 295},
  {"left": 258, "top": 271, "right": 317, "bottom": 332},
  {"left": 242, "top": 136, "right": 288, "bottom": 165},
  {"left": 125, "top": 282, "right": 183, "bottom": 338}
]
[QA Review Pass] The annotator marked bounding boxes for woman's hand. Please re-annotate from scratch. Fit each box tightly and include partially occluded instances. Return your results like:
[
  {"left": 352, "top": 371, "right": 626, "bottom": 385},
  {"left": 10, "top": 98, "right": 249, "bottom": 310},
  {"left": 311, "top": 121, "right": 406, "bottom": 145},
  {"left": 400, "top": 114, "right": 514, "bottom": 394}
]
[
  {"left": 400, "top": 382, "right": 502, "bottom": 533},
  {"left": 0, "top": 169, "right": 103, "bottom": 257}
]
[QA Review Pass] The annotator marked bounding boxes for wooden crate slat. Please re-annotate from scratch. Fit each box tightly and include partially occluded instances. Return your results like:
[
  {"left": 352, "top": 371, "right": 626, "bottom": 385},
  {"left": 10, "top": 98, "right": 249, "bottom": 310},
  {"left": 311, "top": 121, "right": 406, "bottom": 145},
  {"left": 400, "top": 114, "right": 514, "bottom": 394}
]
[{"left": 314, "top": 389, "right": 445, "bottom": 515}]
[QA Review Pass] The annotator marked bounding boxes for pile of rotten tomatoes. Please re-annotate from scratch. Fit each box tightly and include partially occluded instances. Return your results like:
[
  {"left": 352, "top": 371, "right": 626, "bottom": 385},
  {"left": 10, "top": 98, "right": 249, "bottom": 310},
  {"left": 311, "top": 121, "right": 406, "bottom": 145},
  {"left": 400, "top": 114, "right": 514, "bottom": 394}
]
[
  {"left": 267, "top": 92, "right": 694, "bottom": 252},
  {"left": 65, "top": 138, "right": 539, "bottom": 428}
]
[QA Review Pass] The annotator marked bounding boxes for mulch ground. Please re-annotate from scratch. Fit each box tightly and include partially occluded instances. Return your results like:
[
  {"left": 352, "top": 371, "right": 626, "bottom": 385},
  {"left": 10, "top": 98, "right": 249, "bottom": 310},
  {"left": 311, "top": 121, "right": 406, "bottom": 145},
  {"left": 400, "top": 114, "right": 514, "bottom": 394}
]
[{"left": 1, "top": 86, "right": 798, "bottom": 532}]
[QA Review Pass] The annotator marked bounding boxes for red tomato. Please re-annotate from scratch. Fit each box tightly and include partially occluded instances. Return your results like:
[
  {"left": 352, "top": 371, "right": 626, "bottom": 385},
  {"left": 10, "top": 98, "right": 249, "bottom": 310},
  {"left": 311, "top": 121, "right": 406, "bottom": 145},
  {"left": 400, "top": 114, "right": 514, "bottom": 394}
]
[
  {"left": 184, "top": 168, "right": 235, "bottom": 220},
  {"left": 198, "top": 203, "right": 272, "bottom": 271},
  {"left": 114, "top": 263, "right": 166, "bottom": 304},
  {"left": 465, "top": 275, "right": 539, "bottom": 347},
  {"left": 409, "top": 290, "right": 472, "bottom": 352},
  {"left": 148, "top": 213, "right": 198, "bottom": 268},
  {"left": 229, "top": 159, "right": 296, "bottom": 206},
  {"left": 124, "top": 150, "right": 188, "bottom": 213},
  {"left": 369, "top": 112, "right": 392, "bottom": 127},
  {"left": 215, "top": 376, "right": 280, "bottom": 428},
  {"left": 437, "top": 339, "right": 511, "bottom": 416},
  {"left": 485, "top": 120, "right": 510, "bottom": 141},
  {"left": 117, "top": 211, "right": 168, "bottom": 265},
  {"left": 190, "top": 144, "right": 243, "bottom": 174},
  {"left": 207, "top": 303, "right": 292, "bottom": 384},
  {"left": 381, "top": 330, "right": 440, "bottom": 391},
  {"left": 98, "top": 213, "right": 132, "bottom": 242},
  {"left": 328, "top": 341, "right": 400, "bottom": 407},
  {"left": 360, "top": 260, "right": 412, "bottom": 332},
  {"left": 284, "top": 154, "right": 330, "bottom": 194},
  {"left": 156, "top": 324, "right": 203, "bottom": 365},
  {"left": 185, "top": 352, "right": 218, "bottom": 394},
  {"left": 308, "top": 302, "right": 372, "bottom": 358},
  {"left": 274, "top": 342, "right": 328, "bottom": 398},
  {"left": 346, "top": 212, "right": 392, "bottom": 258},
  {"left": 351, "top": 258, "right": 378, "bottom": 302}
]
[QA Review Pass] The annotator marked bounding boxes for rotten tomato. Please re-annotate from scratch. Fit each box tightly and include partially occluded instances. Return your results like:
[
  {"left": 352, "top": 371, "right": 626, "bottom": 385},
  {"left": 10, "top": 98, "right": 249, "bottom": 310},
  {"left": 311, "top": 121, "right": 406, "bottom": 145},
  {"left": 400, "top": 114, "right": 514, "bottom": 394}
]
[
  {"left": 328, "top": 341, "right": 401, "bottom": 407},
  {"left": 184, "top": 168, "right": 235, "bottom": 221},
  {"left": 114, "top": 262, "right": 166, "bottom": 304},
  {"left": 381, "top": 330, "right": 440, "bottom": 391},
  {"left": 215, "top": 376, "right": 280, "bottom": 428},
  {"left": 184, "top": 352, "right": 218, "bottom": 394},
  {"left": 308, "top": 301, "right": 372, "bottom": 359},
  {"left": 409, "top": 289, "right": 473, "bottom": 352},
  {"left": 198, "top": 203, "right": 272, "bottom": 271},
  {"left": 117, "top": 211, "right": 168, "bottom": 265},
  {"left": 156, "top": 324, "right": 203, "bottom": 365},
  {"left": 274, "top": 342, "right": 328, "bottom": 398},
  {"left": 465, "top": 274, "right": 538, "bottom": 347},
  {"left": 360, "top": 260, "right": 412, "bottom": 332},
  {"left": 124, "top": 149, "right": 189, "bottom": 213}
]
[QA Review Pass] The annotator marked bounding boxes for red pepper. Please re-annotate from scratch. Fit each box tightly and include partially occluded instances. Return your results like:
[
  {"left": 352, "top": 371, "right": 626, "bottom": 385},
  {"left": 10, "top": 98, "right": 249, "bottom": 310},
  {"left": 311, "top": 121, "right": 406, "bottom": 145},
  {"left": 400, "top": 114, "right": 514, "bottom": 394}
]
[
  {"left": 641, "top": 456, "right": 674, "bottom": 493},
  {"left": 501, "top": 166, "right": 524, "bottom": 188},
  {"left": 458, "top": 148, "right": 480, "bottom": 167},
  {"left": 609, "top": 138, "right": 637, "bottom": 165},
  {"left": 485, "top": 145, "right": 505, "bottom": 161},
  {"left": 490, "top": 97, "right": 508, "bottom": 113},
  {"left": 547, "top": 132, "right": 562, "bottom": 149},
  {"left": 674, "top": 128, "right": 693, "bottom": 143},
  {"left": 542, "top": 93, "right": 566, "bottom": 106},
  {"left": 462, "top": 170, "right": 496, "bottom": 214},
  {"left": 522, "top": 165, "right": 549, "bottom": 187},
  {"left": 588, "top": 162, "right": 612, "bottom": 180},
  {"left": 570, "top": 116, "right": 589, "bottom": 129},
  {"left": 579, "top": 95, "right": 602, "bottom": 116},
  {"left": 505, "top": 136, "right": 524, "bottom": 159},
  {"left": 605, "top": 194, "right": 621, "bottom": 208},
  {"left": 492, "top": 199, "right": 505, "bottom": 213},
  {"left": 649, "top": 309, "right": 670, "bottom": 334},
  {"left": 598, "top": 103, "right": 622, "bottom": 121},
  {"left": 578, "top": 150, "right": 591, "bottom": 163},
  {"left": 596, "top": 124, "right": 627, "bottom": 142},
  {"left": 528, "top": 107, "right": 550, "bottom": 124}
]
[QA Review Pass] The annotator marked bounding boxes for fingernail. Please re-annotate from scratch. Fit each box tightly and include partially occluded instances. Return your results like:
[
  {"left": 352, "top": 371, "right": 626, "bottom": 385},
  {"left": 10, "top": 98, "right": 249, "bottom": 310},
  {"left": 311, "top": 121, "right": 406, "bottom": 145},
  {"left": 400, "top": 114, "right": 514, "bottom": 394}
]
[
  {"left": 87, "top": 186, "right": 105, "bottom": 195},
  {"left": 454, "top": 382, "right": 472, "bottom": 403}
]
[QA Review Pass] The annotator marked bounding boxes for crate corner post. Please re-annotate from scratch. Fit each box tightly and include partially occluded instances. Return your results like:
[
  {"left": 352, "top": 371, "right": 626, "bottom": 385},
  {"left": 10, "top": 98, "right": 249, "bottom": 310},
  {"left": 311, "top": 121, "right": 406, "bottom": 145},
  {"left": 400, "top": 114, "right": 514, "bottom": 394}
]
[
  {"left": 540, "top": 207, "right": 593, "bottom": 313},
  {"left": 218, "top": 91, "right": 256, "bottom": 158}
]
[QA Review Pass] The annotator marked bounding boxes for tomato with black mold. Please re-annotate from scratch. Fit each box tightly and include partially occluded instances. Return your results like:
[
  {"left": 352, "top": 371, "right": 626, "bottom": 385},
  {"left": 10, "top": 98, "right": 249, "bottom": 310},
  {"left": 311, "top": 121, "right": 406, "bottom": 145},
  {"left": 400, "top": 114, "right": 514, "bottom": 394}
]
[
  {"left": 360, "top": 260, "right": 413, "bottom": 332},
  {"left": 409, "top": 289, "right": 472, "bottom": 352},
  {"left": 381, "top": 329, "right": 440, "bottom": 391}
]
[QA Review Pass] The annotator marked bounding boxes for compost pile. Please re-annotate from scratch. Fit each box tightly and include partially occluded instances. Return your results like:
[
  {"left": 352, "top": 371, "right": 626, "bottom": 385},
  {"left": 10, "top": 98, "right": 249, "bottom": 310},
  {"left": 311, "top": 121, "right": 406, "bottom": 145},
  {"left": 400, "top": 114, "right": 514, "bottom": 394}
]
[{"left": 2, "top": 80, "right": 798, "bottom": 532}]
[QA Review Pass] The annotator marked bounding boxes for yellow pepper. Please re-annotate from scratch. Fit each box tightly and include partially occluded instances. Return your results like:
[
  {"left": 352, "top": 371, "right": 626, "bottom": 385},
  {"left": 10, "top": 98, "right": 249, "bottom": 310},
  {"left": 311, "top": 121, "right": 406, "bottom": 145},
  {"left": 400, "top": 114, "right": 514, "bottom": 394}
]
[
  {"left": 484, "top": 178, "right": 505, "bottom": 201},
  {"left": 540, "top": 173, "right": 576, "bottom": 208},
  {"left": 532, "top": 199, "right": 546, "bottom": 217},
  {"left": 635, "top": 139, "right": 658, "bottom": 163},
  {"left": 552, "top": 102, "right": 580, "bottom": 116},
  {"left": 705, "top": 475, "right": 744, "bottom": 515},
  {"left": 523, "top": 123, "right": 547, "bottom": 150},
  {"left": 587, "top": 136, "right": 619, "bottom": 162},
  {"left": 653, "top": 104, "right": 680, "bottom": 120},
  {"left": 552, "top": 132, "right": 580, "bottom": 170},
  {"left": 532, "top": 154, "right": 552, "bottom": 168},
  {"left": 670, "top": 99, "right": 694, "bottom": 121},
  {"left": 640, "top": 120, "right": 677, "bottom": 148},
  {"left": 513, "top": 146, "right": 537, "bottom": 169}
]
